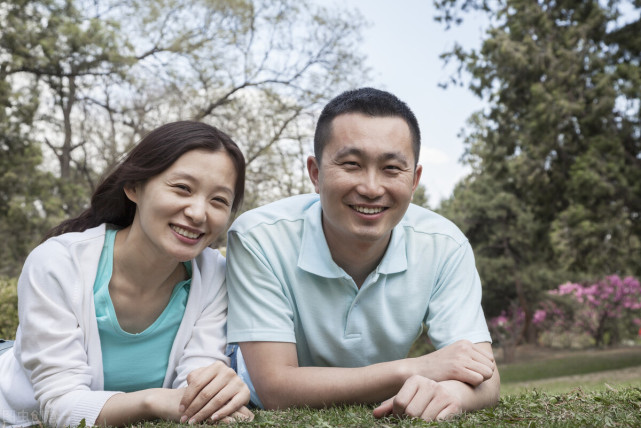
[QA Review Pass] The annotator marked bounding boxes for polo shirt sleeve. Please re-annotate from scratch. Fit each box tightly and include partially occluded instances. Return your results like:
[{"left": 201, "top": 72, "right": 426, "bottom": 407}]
[
  {"left": 424, "top": 241, "right": 492, "bottom": 349},
  {"left": 226, "top": 230, "right": 296, "bottom": 343}
]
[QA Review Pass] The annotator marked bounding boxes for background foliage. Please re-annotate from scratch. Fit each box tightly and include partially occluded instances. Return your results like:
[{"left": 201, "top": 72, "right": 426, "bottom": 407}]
[
  {"left": 434, "top": 0, "right": 641, "bottom": 339},
  {"left": 0, "top": 277, "right": 18, "bottom": 339}
]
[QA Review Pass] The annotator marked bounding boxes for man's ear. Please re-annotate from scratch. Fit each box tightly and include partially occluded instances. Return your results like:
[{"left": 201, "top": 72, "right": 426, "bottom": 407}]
[
  {"left": 307, "top": 156, "right": 321, "bottom": 194},
  {"left": 123, "top": 183, "right": 139, "bottom": 204},
  {"left": 412, "top": 164, "right": 423, "bottom": 194}
]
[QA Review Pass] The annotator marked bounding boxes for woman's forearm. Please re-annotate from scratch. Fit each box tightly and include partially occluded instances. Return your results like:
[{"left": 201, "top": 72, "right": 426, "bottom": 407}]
[{"left": 95, "top": 388, "right": 183, "bottom": 427}]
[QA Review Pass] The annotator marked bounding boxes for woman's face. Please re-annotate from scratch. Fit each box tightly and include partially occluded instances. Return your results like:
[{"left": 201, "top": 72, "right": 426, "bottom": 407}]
[{"left": 125, "top": 148, "right": 237, "bottom": 262}]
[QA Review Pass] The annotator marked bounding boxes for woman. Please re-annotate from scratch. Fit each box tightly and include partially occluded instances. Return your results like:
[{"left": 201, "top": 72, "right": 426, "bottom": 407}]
[{"left": 0, "top": 121, "right": 253, "bottom": 426}]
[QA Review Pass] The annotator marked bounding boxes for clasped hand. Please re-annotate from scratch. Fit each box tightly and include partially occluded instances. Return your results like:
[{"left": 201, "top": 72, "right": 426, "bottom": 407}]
[
  {"left": 410, "top": 339, "right": 495, "bottom": 386},
  {"left": 374, "top": 340, "right": 495, "bottom": 422},
  {"left": 179, "top": 361, "right": 253, "bottom": 424}
]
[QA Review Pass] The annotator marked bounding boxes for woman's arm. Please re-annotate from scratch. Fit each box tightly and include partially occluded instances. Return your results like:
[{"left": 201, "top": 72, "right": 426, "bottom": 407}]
[
  {"left": 95, "top": 388, "right": 183, "bottom": 426},
  {"left": 17, "top": 236, "right": 122, "bottom": 427}
]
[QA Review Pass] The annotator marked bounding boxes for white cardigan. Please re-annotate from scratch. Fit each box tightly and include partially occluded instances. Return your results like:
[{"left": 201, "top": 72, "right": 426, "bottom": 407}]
[{"left": 0, "top": 225, "right": 229, "bottom": 427}]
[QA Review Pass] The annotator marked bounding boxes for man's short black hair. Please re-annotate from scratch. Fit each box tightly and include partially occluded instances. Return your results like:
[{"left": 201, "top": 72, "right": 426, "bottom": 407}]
[{"left": 313, "top": 87, "right": 421, "bottom": 165}]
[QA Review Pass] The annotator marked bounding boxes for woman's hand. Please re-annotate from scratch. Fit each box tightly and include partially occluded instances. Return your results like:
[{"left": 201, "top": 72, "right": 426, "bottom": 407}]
[
  {"left": 217, "top": 406, "right": 254, "bottom": 424},
  {"left": 179, "top": 361, "right": 252, "bottom": 424}
]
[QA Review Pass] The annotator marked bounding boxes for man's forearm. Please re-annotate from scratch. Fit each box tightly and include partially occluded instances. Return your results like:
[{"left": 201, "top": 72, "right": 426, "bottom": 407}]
[
  {"left": 240, "top": 340, "right": 497, "bottom": 410},
  {"left": 250, "top": 360, "right": 410, "bottom": 409}
]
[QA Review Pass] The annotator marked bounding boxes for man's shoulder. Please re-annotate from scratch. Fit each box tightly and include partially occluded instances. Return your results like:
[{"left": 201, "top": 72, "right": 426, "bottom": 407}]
[
  {"left": 401, "top": 204, "right": 468, "bottom": 246},
  {"left": 230, "top": 194, "right": 319, "bottom": 234}
]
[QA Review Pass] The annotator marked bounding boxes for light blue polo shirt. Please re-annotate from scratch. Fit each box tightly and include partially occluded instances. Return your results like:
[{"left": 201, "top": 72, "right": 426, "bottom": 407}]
[{"left": 226, "top": 194, "right": 491, "bottom": 369}]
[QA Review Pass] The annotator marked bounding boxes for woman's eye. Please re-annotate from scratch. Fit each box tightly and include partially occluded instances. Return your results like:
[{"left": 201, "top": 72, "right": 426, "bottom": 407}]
[
  {"left": 174, "top": 184, "right": 190, "bottom": 192},
  {"left": 213, "top": 197, "right": 231, "bottom": 206}
]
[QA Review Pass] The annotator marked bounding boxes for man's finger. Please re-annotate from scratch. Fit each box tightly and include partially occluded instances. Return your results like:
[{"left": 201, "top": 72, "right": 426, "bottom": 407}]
[
  {"left": 372, "top": 397, "right": 394, "bottom": 419},
  {"left": 435, "top": 403, "right": 460, "bottom": 421},
  {"left": 392, "top": 375, "right": 425, "bottom": 416}
]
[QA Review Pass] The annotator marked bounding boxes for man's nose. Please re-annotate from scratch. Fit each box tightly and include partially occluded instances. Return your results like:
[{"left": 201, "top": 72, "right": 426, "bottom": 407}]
[{"left": 356, "top": 171, "right": 385, "bottom": 199}]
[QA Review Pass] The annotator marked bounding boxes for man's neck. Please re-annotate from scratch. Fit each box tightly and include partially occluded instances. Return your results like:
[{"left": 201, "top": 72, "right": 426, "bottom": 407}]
[{"left": 325, "top": 234, "right": 391, "bottom": 288}]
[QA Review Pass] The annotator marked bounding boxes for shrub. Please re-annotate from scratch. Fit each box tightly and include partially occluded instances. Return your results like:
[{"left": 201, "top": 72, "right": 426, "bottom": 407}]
[
  {"left": 534, "top": 275, "right": 641, "bottom": 347},
  {"left": 0, "top": 277, "right": 18, "bottom": 339}
]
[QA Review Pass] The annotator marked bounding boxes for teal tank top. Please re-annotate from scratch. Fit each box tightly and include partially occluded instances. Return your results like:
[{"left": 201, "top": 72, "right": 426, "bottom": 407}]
[{"left": 94, "top": 228, "right": 191, "bottom": 392}]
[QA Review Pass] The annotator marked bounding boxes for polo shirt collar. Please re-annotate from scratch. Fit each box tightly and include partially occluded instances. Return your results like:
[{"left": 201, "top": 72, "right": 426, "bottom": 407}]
[
  {"left": 297, "top": 201, "right": 408, "bottom": 278},
  {"left": 378, "top": 221, "right": 408, "bottom": 275}
]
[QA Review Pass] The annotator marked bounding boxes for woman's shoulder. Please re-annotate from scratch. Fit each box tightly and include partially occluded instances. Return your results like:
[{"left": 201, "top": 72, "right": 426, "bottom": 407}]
[
  {"left": 41, "top": 224, "right": 107, "bottom": 247},
  {"left": 190, "top": 248, "right": 227, "bottom": 302},
  {"left": 23, "top": 225, "right": 107, "bottom": 277},
  {"left": 193, "top": 247, "right": 226, "bottom": 280}
]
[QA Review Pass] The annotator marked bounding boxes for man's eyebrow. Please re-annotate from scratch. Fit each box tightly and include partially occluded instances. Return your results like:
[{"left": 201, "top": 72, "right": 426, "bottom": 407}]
[
  {"left": 380, "top": 152, "right": 410, "bottom": 167},
  {"left": 333, "top": 147, "right": 363, "bottom": 159},
  {"left": 333, "top": 147, "right": 410, "bottom": 166}
]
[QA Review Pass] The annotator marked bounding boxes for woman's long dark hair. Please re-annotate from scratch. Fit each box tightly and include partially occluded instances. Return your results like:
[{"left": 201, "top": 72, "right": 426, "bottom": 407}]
[{"left": 44, "top": 121, "right": 246, "bottom": 240}]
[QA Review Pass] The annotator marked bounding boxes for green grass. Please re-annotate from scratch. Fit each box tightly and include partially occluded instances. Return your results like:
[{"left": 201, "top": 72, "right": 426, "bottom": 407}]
[
  {"left": 501, "top": 376, "right": 641, "bottom": 396},
  {"left": 497, "top": 346, "right": 641, "bottom": 396},
  {"left": 499, "top": 348, "right": 641, "bottom": 383},
  {"left": 134, "top": 387, "right": 641, "bottom": 427}
]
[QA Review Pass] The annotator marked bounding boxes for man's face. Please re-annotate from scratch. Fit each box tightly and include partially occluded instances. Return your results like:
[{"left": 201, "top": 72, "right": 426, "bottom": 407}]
[{"left": 307, "top": 112, "right": 422, "bottom": 252}]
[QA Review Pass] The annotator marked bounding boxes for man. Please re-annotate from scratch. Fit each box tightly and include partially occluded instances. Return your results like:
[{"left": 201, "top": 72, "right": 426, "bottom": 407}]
[{"left": 225, "top": 88, "right": 500, "bottom": 421}]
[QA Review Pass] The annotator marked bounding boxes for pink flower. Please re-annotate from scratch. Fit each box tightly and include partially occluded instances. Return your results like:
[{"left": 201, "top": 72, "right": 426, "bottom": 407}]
[{"left": 532, "top": 309, "right": 547, "bottom": 324}]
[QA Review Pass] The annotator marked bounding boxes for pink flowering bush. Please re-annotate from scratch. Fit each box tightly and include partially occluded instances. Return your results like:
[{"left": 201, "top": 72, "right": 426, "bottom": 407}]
[{"left": 535, "top": 275, "right": 641, "bottom": 347}]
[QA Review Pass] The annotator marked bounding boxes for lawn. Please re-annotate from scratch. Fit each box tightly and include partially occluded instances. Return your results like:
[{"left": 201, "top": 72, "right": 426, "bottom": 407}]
[
  {"left": 499, "top": 345, "right": 641, "bottom": 396},
  {"left": 138, "top": 346, "right": 641, "bottom": 427},
  {"left": 136, "top": 387, "right": 641, "bottom": 427}
]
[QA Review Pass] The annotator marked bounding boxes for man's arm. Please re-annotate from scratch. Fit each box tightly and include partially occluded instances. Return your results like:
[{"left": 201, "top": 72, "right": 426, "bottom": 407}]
[
  {"left": 240, "top": 340, "right": 495, "bottom": 409},
  {"left": 373, "top": 342, "right": 500, "bottom": 421}
]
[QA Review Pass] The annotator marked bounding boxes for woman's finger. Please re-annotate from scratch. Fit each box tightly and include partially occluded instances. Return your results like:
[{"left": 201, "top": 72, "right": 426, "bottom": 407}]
[{"left": 209, "top": 386, "right": 251, "bottom": 422}]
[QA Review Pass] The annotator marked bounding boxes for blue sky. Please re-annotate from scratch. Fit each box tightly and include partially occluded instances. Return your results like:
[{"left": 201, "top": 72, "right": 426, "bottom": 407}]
[{"left": 337, "top": 0, "right": 488, "bottom": 206}]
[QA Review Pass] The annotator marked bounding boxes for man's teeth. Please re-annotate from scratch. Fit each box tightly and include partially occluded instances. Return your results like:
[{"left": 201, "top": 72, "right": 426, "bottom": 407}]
[
  {"left": 172, "top": 225, "right": 201, "bottom": 239},
  {"left": 353, "top": 206, "right": 383, "bottom": 214}
]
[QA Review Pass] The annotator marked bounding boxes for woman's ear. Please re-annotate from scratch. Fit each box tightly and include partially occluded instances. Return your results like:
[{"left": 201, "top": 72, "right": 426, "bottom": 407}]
[{"left": 123, "top": 183, "right": 139, "bottom": 204}]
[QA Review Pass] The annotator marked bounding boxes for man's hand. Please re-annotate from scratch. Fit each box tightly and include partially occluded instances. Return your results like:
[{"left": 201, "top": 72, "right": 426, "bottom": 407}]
[
  {"left": 408, "top": 340, "right": 495, "bottom": 386},
  {"left": 372, "top": 375, "right": 463, "bottom": 422},
  {"left": 179, "top": 361, "right": 251, "bottom": 424}
]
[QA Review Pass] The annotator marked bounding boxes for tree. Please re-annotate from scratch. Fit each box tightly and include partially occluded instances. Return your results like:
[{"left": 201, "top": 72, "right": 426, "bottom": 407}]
[
  {"left": 412, "top": 183, "right": 430, "bottom": 209},
  {"left": 123, "top": 0, "right": 368, "bottom": 209},
  {"left": 0, "top": 42, "right": 66, "bottom": 276},
  {"left": 435, "top": 0, "right": 641, "bottom": 333},
  {"left": 0, "top": 0, "right": 368, "bottom": 271}
]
